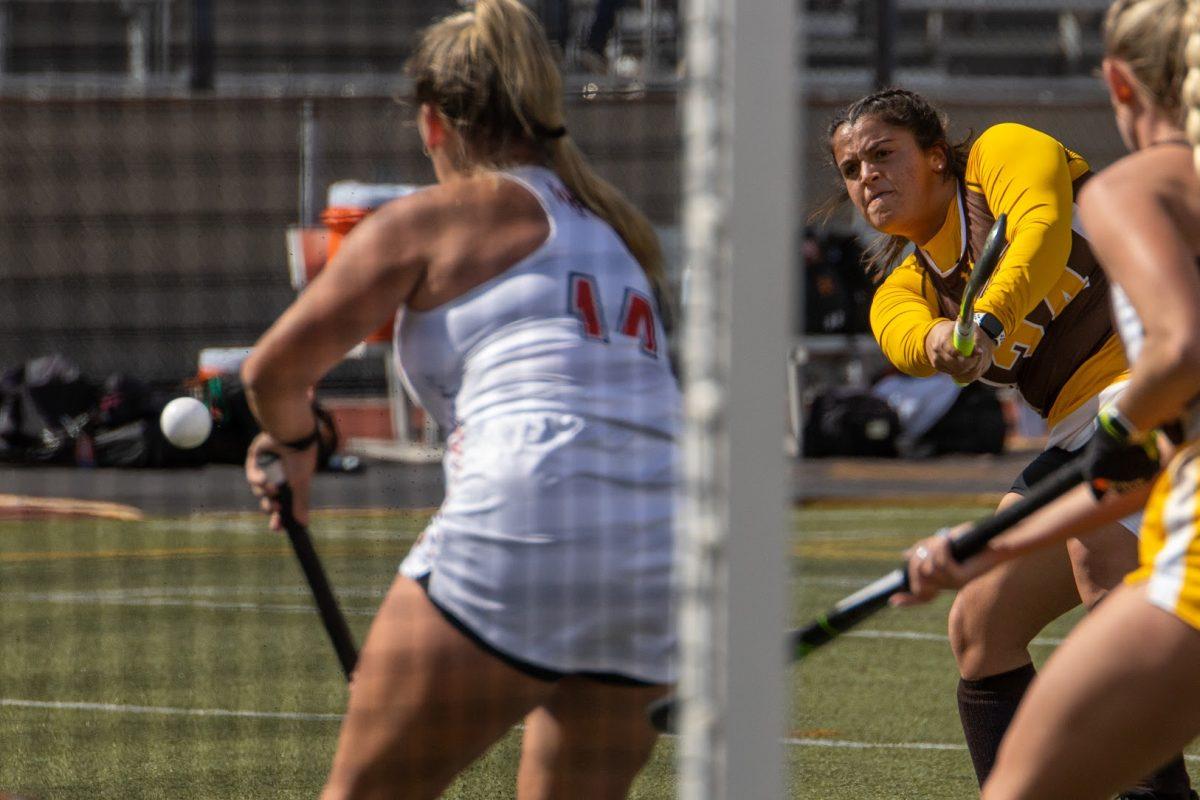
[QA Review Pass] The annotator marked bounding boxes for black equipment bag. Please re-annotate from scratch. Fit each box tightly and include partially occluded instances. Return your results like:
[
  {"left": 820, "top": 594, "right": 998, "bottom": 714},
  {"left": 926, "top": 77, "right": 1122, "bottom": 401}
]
[{"left": 803, "top": 388, "right": 900, "bottom": 458}]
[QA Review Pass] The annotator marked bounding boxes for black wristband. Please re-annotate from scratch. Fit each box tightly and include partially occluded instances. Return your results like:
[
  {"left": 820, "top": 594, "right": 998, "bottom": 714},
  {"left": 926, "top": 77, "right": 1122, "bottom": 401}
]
[
  {"left": 281, "top": 426, "right": 321, "bottom": 452},
  {"left": 973, "top": 312, "right": 1005, "bottom": 345}
]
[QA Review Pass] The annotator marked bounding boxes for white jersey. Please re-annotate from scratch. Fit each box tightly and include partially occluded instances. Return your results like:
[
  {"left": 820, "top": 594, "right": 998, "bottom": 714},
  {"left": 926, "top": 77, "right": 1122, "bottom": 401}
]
[
  {"left": 1111, "top": 281, "right": 1200, "bottom": 441},
  {"left": 396, "top": 165, "right": 678, "bottom": 437},
  {"left": 1110, "top": 283, "right": 1144, "bottom": 365},
  {"left": 394, "top": 166, "right": 679, "bottom": 683}
]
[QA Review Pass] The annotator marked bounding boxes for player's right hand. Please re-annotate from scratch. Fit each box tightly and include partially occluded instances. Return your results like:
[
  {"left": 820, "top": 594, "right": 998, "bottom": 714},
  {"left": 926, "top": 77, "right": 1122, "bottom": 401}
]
[
  {"left": 890, "top": 524, "right": 1002, "bottom": 607},
  {"left": 924, "top": 319, "right": 992, "bottom": 383},
  {"left": 245, "top": 432, "right": 316, "bottom": 531}
]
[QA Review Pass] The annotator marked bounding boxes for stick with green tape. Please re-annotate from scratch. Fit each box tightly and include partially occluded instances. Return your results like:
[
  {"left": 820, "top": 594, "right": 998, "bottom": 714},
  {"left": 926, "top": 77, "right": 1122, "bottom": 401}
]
[
  {"left": 953, "top": 213, "right": 1008, "bottom": 357},
  {"left": 646, "top": 458, "right": 1084, "bottom": 734}
]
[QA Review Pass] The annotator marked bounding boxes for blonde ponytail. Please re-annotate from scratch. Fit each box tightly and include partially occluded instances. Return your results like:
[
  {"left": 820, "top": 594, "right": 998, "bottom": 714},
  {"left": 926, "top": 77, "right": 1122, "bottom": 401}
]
[
  {"left": 548, "top": 140, "right": 673, "bottom": 328},
  {"left": 407, "top": 0, "right": 673, "bottom": 326},
  {"left": 1186, "top": 0, "right": 1200, "bottom": 177}
]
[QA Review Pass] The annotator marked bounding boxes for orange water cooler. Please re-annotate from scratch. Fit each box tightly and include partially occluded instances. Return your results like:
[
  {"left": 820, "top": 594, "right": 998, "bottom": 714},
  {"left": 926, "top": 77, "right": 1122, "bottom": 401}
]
[
  {"left": 292, "top": 181, "right": 434, "bottom": 448},
  {"left": 317, "top": 181, "right": 420, "bottom": 343}
]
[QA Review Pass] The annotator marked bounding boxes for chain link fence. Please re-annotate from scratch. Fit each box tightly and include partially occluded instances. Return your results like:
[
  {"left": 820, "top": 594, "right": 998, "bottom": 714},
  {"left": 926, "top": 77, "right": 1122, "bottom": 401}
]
[{"left": 0, "top": 2, "right": 1138, "bottom": 798}]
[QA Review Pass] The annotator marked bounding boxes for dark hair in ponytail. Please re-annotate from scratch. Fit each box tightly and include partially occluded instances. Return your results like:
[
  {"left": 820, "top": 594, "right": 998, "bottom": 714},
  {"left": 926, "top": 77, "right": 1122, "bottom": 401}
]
[{"left": 825, "top": 88, "right": 971, "bottom": 279}]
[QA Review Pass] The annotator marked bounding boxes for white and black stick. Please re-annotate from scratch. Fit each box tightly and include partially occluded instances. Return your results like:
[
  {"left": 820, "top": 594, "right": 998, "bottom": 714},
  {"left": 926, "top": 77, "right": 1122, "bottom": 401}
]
[
  {"left": 648, "top": 460, "right": 1086, "bottom": 733},
  {"left": 953, "top": 213, "right": 1008, "bottom": 357},
  {"left": 257, "top": 451, "right": 358, "bottom": 681}
]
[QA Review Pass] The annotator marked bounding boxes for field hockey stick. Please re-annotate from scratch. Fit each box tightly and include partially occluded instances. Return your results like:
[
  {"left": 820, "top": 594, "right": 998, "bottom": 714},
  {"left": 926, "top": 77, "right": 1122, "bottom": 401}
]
[
  {"left": 648, "top": 460, "right": 1086, "bottom": 733},
  {"left": 257, "top": 451, "right": 359, "bottom": 681},
  {"left": 953, "top": 213, "right": 1008, "bottom": 357}
]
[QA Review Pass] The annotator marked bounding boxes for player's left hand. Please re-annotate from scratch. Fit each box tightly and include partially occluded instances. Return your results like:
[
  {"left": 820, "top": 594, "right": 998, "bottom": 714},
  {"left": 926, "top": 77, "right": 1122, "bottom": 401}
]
[
  {"left": 924, "top": 320, "right": 994, "bottom": 383},
  {"left": 1081, "top": 410, "right": 1161, "bottom": 498},
  {"left": 245, "top": 432, "right": 318, "bottom": 530}
]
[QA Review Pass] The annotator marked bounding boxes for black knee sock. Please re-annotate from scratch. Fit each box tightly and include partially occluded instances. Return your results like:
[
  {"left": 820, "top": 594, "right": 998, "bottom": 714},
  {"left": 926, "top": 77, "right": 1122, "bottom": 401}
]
[
  {"left": 957, "top": 663, "right": 1037, "bottom": 787},
  {"left": 1120, "top": 754, "right": 1193, "bottom": 799}
]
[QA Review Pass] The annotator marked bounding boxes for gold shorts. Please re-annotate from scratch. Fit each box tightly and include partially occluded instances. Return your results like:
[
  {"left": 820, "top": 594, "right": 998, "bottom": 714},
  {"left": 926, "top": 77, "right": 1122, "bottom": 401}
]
[{"left": 1126, "top": 442, "right": 1200, "bottom": 629}]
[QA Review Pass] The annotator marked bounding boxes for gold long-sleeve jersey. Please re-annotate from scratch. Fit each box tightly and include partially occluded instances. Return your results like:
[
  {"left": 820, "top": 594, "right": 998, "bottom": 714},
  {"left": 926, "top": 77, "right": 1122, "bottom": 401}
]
[{"left": 869, "top": 123, "right": 1128, "bottom": 427}]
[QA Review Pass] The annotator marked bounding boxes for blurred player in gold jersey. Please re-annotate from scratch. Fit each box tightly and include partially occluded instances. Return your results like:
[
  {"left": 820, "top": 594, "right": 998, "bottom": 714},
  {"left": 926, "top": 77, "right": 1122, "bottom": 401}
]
[{"left": 828, "top": 88, "right": 1191, "bottom": 797}]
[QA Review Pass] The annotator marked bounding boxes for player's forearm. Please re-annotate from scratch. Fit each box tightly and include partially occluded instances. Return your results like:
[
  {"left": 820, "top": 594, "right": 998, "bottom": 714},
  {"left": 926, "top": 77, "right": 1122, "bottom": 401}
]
[
  {"left": 973, "top": 217, "right": 1071, "bottom": 336},
  {"left": 1116, "top": 338, "right": 1200, "bottom": 435},
  {"left": 971, "top": 125, "right": 1075, "bottom": 334},
  {"left": 876, "top": 325, "right": 940, "bottom": 376},
  {"left": 870, "top": 287, "right": 941, "bottom": 375},
  {"left": 240, "top": 357, "right": 319, "bottom": 444},
  {"left": 985, "top": 482, "right": 1150, "bottom": 562}
]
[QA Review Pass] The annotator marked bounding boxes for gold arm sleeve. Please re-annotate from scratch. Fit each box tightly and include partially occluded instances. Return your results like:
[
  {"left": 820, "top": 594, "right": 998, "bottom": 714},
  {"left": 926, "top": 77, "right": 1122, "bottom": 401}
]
[
  {"left": 869, "top": 259, "right": 943, "bottom": 378},
  {"left": 968, "top": 123, "right": 1078, "bottom": 337}
]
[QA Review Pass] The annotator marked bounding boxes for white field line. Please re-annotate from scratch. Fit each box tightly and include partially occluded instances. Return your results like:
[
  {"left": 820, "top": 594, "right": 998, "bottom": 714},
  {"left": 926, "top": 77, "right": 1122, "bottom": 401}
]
[
  {"left": 784, "top": 737, "right": 964, "bottom": 751},
  {"left": 136, "top": 518, "right": 409, "bottom": 541},
  {"left": 0, "top": 574, "right": 881, "bottom": 603},
  {"left": 0, "top": 698, "right": 340, "bottom": 722},
  {"left": 0, "top": 585, "right": 1071, "bottom": 647},
  {"left": 843, "top": 629, "right": 1065, "bottom": 648},
  {"left": 0, "top": 591, "right": 379, "bottom": 617},
  {"left": 4, "top": 696, "right": 1197, "bottom": 762}
]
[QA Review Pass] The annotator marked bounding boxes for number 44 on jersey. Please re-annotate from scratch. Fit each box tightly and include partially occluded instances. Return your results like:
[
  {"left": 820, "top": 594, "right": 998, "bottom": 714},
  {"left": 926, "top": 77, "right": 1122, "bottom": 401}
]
[{"left": 569, "top": 272, "right": 660, "bottom": 358}]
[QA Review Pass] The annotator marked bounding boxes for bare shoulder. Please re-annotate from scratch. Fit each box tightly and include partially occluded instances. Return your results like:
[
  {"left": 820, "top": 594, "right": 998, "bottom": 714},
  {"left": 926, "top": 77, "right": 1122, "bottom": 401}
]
[
  {"left": 351, "top": 178, "right": 539, "bottom": 260},
  {"left": 1080, "top": 145, "right": 1200, "bottom": 253},
  {"left": 399, "top": 170, "right": 554, "bottom": 308},
  {"left": 434, "top": 171, "right": 550, "bottom": 253},
  {"left": 1081, "top": 147, "right": 1188, "bottom": 205},
  {"left": 451, "top": 172, "right": 546, "bottom": 225},
  {"left": 369, "top": 182, "right": 457, "bottom": 236}
]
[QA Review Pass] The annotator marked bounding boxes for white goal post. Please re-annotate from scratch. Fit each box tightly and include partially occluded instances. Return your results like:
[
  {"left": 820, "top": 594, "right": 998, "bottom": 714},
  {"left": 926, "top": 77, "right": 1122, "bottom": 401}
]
[{"left": 675, "top": 0, "right": 799, "bottom": 798}]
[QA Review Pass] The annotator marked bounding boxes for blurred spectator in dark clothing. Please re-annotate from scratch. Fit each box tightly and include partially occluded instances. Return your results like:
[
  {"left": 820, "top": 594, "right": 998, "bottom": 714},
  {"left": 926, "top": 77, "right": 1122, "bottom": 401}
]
[
  {"left": 531, "top": 0, "right": 572, "bottom": 56},
  {"left": 580, "top": 0, "right": 627, "bottom": 72},
  {"left": 580, "top": 0, "right": 679, "bottom": 76},
  {"left": 803, "top": 227, "right": 874, "bottom": 335}
]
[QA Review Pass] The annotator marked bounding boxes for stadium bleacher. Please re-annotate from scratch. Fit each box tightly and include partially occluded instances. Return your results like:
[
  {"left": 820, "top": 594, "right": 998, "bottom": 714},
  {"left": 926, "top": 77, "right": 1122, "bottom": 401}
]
[
  {"left": 809, "top": 0, "right": 1109, "bottom": 75},
  {"left": 0, "top": 0, "right": 1123, "bottom": 389}
]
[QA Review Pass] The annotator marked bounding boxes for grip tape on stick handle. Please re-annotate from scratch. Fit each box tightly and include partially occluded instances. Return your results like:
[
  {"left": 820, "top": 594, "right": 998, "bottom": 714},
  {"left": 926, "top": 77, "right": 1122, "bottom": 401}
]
[
  {"left": 257, "top": 451, "right": 359, "bottom": 681},
  {"left": 647, "top": 460, "right": 1086, "bottom": 733}
]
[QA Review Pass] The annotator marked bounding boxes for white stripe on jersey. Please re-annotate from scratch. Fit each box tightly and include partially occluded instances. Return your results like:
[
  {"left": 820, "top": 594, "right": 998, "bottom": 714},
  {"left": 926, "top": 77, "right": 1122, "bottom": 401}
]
[
  {"left": 1110, "top": 283, "right": 1144, "bottom": 364},
  {"left": 1111, "top": 281, "right": 1200, "bottom": 440}
]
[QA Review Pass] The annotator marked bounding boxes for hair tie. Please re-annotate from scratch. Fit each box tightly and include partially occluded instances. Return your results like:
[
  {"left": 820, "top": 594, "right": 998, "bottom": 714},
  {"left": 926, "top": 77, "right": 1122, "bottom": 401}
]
[{"left": 532, "top": 122, "right": 568, "bottom": 139}]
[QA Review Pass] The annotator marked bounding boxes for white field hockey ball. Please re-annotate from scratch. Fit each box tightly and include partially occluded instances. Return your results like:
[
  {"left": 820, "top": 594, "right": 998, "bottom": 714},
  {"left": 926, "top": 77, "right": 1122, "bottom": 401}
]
[{"left": 159, "top": 396, "right": 213, "bottom": 449}]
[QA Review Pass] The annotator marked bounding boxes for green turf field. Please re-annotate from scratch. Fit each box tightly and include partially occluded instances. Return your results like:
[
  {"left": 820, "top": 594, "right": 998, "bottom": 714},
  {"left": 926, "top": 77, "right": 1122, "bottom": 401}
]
[{"left": 0, "top": 502, "right": 1171, "bottom": 798}]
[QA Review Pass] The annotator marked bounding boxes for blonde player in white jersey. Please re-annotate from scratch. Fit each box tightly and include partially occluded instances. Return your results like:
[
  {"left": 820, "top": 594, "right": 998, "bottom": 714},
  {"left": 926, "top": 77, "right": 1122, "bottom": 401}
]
[
  {"left": 241, "top": 1, "right": 678, "bottom": 797},
  {"left": 893, "top": 1, "right": 1200, "bottom": 798}
]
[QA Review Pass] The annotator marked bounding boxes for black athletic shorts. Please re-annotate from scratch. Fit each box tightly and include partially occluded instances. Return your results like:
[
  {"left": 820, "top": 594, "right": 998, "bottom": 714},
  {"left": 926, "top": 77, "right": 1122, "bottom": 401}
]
[
  {"left": 1009, "top": 441, "right": 1086, "bottom": 496},
  {"left": 415, "top": 574, "right": 657, "bottom": 687}
]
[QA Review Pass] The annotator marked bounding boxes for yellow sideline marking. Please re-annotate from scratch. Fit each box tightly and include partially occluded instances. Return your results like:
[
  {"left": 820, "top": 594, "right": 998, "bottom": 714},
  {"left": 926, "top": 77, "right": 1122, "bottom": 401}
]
[{"left": 794, "top": 541, "right": 910, "bottom": 561}]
